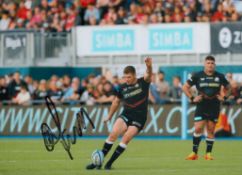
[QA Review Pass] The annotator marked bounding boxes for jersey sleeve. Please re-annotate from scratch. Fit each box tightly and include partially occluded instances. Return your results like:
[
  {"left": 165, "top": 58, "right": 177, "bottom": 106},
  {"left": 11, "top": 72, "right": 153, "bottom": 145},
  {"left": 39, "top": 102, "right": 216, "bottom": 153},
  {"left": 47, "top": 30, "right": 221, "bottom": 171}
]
[
  {"left": 114, "top": 85, "right": 123, "bottom": 99},
  {"left": 187, "top": 72, "right": 197, "bottom": 86}
]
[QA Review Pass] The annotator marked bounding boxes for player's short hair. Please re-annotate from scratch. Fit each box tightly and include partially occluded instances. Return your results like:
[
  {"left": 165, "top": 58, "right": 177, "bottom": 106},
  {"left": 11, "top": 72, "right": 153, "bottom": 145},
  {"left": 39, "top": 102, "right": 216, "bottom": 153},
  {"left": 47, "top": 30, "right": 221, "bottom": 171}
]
[
  {"left": 205, "top": 55, "right": 215, "bottom": 62},
  {"left": 123, "top": 66, "right": 136, "bottom": 75}
]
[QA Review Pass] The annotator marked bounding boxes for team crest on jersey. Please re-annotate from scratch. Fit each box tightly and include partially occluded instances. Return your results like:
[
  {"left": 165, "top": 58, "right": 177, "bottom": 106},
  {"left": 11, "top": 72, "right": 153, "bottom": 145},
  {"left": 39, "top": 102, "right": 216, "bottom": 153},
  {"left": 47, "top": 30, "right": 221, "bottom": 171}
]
[
  {"left": 215, "top": 77, "right": 219, "bottom": 82},
  {"left": 123, "top": 88, "right": 128, "bottom": 91},
  {"left": 135, "top": 84, "right": 139, "bottom": 88},
  {"left": 200, "top": 78, "right": 205, "bottom": 81}
]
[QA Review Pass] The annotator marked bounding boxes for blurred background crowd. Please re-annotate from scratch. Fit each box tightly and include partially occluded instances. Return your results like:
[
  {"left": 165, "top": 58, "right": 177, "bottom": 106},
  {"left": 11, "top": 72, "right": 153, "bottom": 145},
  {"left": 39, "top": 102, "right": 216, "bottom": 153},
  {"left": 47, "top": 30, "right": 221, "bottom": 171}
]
[
  {"left": 0, "top": 71, "right": 241, "bottom": 106},
  {"left": 1, "top": 0, "right": 242, "bottom": 106},
  {"left": 0, "top": 0, "right": 242, "bottom": 31}
]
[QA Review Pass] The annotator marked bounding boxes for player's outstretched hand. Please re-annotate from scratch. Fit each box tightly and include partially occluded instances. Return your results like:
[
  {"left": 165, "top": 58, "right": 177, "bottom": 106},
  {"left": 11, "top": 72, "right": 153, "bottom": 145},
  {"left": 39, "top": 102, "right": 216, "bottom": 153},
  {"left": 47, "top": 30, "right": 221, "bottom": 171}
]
[
  {"left": 193, "top": 95, "right": 203, "bottom": 103},
  {"left": 145, "top": 57, "right": 152, "bottom": 67}
]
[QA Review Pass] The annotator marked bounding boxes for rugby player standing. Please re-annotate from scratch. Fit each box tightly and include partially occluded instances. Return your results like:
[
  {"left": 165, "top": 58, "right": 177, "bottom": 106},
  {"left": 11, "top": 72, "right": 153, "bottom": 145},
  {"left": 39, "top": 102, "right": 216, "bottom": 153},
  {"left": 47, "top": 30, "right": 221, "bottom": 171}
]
[{"left": 182, "top": 56, "right": 230, "bottom": 160}]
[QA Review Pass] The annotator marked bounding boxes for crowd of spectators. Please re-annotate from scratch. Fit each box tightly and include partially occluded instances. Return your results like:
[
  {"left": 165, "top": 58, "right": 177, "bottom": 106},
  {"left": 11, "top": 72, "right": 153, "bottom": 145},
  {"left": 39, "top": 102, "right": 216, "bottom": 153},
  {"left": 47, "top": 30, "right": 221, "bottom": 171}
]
[
  {"left": 0, "top": 71, "right": 242, "bottom": 106},
  {"left": 0, "top": 0, "right": 242, "bottom": 31}
]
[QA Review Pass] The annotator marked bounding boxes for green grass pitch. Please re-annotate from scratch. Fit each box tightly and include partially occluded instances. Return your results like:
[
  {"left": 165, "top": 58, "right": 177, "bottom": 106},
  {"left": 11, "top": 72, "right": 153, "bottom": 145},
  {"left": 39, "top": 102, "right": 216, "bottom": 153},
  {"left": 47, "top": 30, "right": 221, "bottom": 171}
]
[{"left": 0, "top": 139, "right": 242, "bottom": 175}]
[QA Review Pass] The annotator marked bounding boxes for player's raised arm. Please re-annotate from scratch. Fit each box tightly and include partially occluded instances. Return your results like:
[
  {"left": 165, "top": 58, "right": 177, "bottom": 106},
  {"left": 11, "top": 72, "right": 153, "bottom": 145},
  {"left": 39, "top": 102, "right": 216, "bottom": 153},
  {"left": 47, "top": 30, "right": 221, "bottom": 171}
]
[
  {"left": 144, "top": 57, "right": 153, "bottom": 83},
  {"left": 103, "top": 96, "right": 121, "bottom": 123}
]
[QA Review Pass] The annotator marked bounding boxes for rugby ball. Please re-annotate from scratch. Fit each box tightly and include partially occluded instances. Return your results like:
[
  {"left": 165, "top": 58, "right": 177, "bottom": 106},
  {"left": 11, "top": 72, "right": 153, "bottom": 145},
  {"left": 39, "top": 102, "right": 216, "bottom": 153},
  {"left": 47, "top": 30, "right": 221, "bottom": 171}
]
[{"left": 91, "top": 150, "right": 104, "bottom": 166}]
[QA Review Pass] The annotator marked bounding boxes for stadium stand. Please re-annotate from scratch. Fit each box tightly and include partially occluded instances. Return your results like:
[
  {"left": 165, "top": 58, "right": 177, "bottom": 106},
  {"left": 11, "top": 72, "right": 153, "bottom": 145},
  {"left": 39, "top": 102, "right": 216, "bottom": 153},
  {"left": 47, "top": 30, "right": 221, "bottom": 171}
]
[
  {"left": 0, "top": 0, "right": 242, "bottom": 31},
  {"left": 0, "top": 71, "right": 242, "bottom": 106},
  {"left": 1, "top": 0, "right": 242, "bottom": 106}
]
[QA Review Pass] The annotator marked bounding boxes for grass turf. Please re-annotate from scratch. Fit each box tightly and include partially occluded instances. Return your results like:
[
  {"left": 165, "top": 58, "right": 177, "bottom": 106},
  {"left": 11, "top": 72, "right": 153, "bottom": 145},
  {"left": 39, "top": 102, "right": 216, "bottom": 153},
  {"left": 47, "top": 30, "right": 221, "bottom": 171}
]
[{"left": 0, "top": 139, "right": 241, "bottom": 175}]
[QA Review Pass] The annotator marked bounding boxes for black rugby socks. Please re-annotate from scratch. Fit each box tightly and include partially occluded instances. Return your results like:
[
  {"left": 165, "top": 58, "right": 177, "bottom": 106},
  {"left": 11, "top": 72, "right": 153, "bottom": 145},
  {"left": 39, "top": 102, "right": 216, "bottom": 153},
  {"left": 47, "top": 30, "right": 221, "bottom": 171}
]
[
  {"left": 193, "top": 133, "right": 202, "bottom": 154},
  {"left": 102, "top": 140, "right": 114, "bottom": 157},
  {"left": 105, "top": 143, "right": 127, "bottom": 169},
  {"left": 206, "top": 138, "right": 215, "bottom": 153}
]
